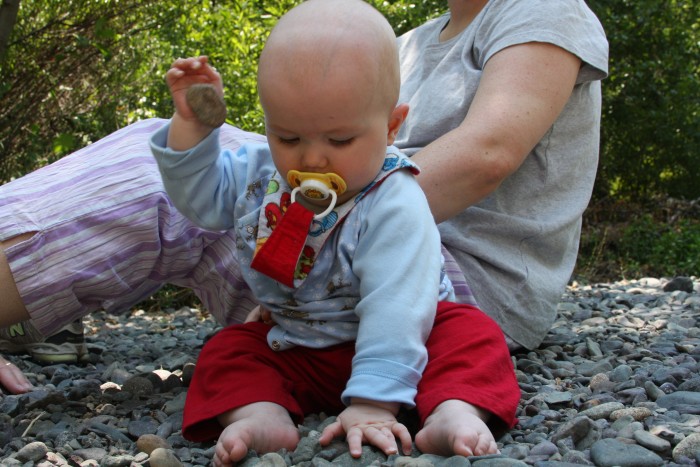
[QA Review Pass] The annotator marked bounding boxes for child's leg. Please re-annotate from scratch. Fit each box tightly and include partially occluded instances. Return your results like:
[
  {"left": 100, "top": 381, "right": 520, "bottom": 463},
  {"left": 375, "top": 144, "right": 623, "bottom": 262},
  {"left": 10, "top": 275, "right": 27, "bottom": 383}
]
[
  {"left": 184, "top": 322, "right": 354, "bottom": 462},
  {"left": 414, "top": 302, "right": 520, "bottom": 457}
]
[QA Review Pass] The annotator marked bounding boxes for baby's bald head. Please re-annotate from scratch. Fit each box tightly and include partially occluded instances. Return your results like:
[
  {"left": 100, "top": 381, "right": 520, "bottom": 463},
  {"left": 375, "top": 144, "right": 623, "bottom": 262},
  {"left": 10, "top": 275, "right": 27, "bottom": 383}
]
[{"left": 258, "top": 0, "right": 400, "bottom": 115}]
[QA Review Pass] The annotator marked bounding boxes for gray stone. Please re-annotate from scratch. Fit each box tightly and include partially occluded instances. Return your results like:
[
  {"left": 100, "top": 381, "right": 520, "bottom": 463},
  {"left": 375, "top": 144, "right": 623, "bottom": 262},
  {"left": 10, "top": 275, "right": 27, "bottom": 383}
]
[
  {"left": 393, "top": 456, "right": 435, "bottom": 467},
  {"left": 677, "top": 376, "right": 700, "bottom": 392},
  {"left": 578, "top": 402, "right": 625, "bottom": 420},
  {"left": 440, "top": 456, "right": 472, "bottom": 467},
  {"left": 549, "top": 416, "right": 600, "bottom": 451},
  {"left": 656, "top": 391, "right": 700, "bottom": 410},
  {"left": 101, "top": 455, "right": 136, "bottom": 467},
  {"left": 163, "top": 391, "right": 187, "bottom": 415},
  {"left": 672, "top": 433, "right": 700, "bottom": 463},
  {"left": 610, "top": 406, "right": 653, "bottom": 421},
  {"left": 136, "top": 434, "right": 170, "bottom": 455},
  {"left": 128, "top": 417, "right": 159, "bottom": 437},
  {"left": 500, "top": 444, "right": 529, "bottom": 460},
  {"left": 589, "top": 438, "right": 663, "bottom": 467},
  {"left": 633, "top": 430, "right": 671, "bottom": 452},
  {"left": 331, "top": 445, "right": 386, "bottom": 465},
  {"left": 186, "top": 84, "right": 227, "bottom": 128},
  {"left": 534, "top": 462, "right": 591, "bottom": 467},
  {"left": 72, "top": 447, "right": 108, "bottom": 462},
  {"left": 616, "top": 421, "right": 644, "bottom": 439},
  {"left": 542, "top": 391, "right": 573, "bottom": 405},
  {"left": 589, "top": 373, "right": 616, "bottom": 392},
  {"left": 529, "top": 441, "right": 559, "bottom": 457},
  {"left": 610, "top": 364, "right": 633, "bottom": 382},
  {"left": 257, "top": 452, "right": 288, "bottom": 467},
  {"left": 15, "top": 441, "right": 49, "bottom": 462},
  {"left": 576, "top": 359, "right": 614, "bottom": 377},
  {"left": 643, "top": 381, "right": 666, "bottom": 401},
  {"left": 149, "top": 448, "right": 184, "bottom": 467},
  {"left": 0, "top": 395, "right": 22, "bottom": 417},
  {"left": 121, "top": 375, "right": 154, "bottom": 396},
  {"left": 85, "top": 420, "right": 133, "bottom": 444},
  {"left": 471, "top": 457, "right": 528, "bottom": 466},
  {"left": 292, "top": 431, "right": 322, "bottom": 464},
  {"left": 585, "top": 338, "right": 603, "bottom": 358},
  {"left": 663, "top": 276, "right": 694, "bottom": 293}
]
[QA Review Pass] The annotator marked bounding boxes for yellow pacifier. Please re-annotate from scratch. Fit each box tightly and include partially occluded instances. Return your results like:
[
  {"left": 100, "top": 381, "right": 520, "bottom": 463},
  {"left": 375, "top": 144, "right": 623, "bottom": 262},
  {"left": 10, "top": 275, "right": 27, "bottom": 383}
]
[{"left": 287, "top": 170, "right": 347, "bottom": 219}]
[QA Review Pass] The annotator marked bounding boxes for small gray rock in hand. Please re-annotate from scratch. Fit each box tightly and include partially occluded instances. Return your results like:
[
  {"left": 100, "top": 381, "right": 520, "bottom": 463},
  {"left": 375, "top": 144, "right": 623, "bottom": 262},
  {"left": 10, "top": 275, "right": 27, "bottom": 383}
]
[{"left": 186, "top": 83, "right": 226, "bottom": 128}]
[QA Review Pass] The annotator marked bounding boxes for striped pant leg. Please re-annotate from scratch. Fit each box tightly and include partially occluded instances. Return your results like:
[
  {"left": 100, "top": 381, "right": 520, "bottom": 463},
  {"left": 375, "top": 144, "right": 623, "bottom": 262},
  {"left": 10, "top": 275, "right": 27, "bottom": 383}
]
[{"left": 0, "top": 119, "right": 265, "bottom": 336}]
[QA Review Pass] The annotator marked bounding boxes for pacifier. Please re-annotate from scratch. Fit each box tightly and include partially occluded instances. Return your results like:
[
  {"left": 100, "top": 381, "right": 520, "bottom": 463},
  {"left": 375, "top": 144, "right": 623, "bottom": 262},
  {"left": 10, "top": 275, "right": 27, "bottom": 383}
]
[{"left": 287, "top": 171, "right": 347, "bottom": 219}]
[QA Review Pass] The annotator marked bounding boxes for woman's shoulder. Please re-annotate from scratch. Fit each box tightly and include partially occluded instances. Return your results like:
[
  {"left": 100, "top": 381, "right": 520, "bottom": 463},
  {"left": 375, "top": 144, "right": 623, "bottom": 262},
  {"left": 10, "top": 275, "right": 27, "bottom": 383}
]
[{"left": 476, "top": 0, "right": 608, "bottom": 76}]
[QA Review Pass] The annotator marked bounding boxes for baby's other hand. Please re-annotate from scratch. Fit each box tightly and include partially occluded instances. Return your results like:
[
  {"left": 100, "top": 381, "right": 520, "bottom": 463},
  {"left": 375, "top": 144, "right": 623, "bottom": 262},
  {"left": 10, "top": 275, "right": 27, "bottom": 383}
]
[
  {"left": 319, "top": 401, "right": 412, "bottom": 458},
  {"left": 244, "top": 306, "right": 274, "bottom": 325}
]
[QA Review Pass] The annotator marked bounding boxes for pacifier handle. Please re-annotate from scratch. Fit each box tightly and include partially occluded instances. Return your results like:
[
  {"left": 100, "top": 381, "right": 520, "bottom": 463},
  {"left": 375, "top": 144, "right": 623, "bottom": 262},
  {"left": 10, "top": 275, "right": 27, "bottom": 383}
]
[
  {"left": 291, "top": 186, "right": 338, "bottom": 220},
  {"left": 287, "top": 171, "right": 346, "bottom": 220}
]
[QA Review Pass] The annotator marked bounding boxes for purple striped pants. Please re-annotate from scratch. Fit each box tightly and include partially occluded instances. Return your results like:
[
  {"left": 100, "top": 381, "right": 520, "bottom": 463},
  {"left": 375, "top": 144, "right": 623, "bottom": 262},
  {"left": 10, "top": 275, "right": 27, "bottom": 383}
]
[{"left": 0, "top": 119, "right": 476, "bottom": 337}]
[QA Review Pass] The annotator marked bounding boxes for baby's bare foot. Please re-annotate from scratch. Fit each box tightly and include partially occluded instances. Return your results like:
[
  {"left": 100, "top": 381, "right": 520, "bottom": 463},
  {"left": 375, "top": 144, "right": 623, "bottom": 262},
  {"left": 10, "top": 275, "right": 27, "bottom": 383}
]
[
  {"left": 415, "top": 399, "right": 498, "bottom": 457},
  {"left": 214, "top": 402, "right": 300, "bottom": 467}
]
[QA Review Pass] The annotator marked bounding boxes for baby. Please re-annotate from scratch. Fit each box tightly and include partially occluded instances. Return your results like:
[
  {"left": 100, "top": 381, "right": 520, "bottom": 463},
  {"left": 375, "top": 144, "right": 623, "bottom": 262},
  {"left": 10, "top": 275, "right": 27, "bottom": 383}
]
[{"left": 151, "top": 0, "right": 519, "bottom": 465}]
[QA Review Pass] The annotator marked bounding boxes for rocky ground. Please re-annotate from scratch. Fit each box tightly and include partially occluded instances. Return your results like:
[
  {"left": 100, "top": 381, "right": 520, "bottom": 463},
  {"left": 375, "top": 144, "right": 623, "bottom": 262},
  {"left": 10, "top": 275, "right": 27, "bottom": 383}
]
[{"left": 1, "top": 277, "right": 699, "bottom": 467}]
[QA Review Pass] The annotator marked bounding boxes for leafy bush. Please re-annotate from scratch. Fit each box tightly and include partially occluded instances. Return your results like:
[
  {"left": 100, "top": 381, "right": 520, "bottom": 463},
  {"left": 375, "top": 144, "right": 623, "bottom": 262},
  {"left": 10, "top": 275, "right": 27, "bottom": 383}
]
[
  {"left": 587, "top": 0, "right": 700, "bottom": 200},
  {"left": 576, "top": 198, "right": 700, "bottom": 281}
]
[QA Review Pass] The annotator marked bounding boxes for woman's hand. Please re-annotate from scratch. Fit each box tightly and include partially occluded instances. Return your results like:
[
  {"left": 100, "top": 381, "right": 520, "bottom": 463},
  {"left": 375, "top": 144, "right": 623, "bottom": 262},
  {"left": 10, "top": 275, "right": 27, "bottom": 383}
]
[{"left": 0, "top": 355, "right": 33, "bottom": 394}]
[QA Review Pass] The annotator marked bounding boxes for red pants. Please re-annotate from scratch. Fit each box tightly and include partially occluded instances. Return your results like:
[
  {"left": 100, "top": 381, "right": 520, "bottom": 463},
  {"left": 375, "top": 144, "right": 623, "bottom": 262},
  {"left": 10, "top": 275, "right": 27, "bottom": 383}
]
[{"left": 183, "top": 302, "right": 519, "bottom": 442}]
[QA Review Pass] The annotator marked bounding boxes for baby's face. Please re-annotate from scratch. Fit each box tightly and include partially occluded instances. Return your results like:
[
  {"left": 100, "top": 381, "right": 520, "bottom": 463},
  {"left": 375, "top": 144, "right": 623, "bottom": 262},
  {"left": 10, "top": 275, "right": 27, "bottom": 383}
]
[{"left": 261, "top": 73, "right": 401, "bottom": 207}]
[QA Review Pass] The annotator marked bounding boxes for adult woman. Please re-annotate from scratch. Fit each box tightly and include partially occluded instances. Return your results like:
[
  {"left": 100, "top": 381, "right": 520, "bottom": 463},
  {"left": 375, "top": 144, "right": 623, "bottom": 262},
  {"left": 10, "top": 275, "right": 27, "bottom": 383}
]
[{"left": 0, "top": 0, "right": 608, "bottom": 394}]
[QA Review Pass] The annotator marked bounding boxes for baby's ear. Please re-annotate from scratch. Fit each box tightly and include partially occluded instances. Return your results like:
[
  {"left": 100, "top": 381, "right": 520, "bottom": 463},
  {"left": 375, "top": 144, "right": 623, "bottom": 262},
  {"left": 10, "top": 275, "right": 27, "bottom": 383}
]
[{"left": 387, "top": 103, "right": 409, "bottom": 144}]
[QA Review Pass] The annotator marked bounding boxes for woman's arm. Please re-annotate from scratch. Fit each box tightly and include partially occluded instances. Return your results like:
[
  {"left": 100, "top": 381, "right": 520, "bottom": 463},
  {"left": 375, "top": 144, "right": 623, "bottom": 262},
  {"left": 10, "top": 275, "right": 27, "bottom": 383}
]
[{"left": 412, "top": 42, "right": 581, "bottom": 223}]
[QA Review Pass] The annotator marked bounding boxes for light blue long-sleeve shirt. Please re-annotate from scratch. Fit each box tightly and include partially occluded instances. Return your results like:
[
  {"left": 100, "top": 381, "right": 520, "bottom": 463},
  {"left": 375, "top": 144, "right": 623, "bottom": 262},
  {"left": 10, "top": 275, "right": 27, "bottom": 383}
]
[{"left": 151, "top": 124, "right": 453, "bottom": 407}]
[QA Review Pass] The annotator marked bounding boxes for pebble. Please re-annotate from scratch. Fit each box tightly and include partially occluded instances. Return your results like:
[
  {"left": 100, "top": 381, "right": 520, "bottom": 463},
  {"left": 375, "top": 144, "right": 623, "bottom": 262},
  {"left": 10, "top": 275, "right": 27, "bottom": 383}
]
[
  {"left": 578, "top": 401, "right": 625, "bottom": 419},
  {"left": 0, "top": 277, "right": 698, "bottom": 466},
  {"left": 15, "top": 441, "right": 48, "bottom": 462},
  {"left": 150, "top": 447, "right": 184, "bottom": 467},
  {"left": 590, "top": 438, "right": 664, "bottom": 467},
  {"left": 633, "top": 429, "right": 671, "bottom": 452},
  {"left": 672, "top": 432, "right": 700, "bottom": 463},
  {"left": 136, "top": 433, "right": 171, "bottom": 454},
  {"left": 610, "top": 406, "right": 653, "bottom": 421},
  {"left": 186, "top": 84, "right": 227, "bottom": 128}
]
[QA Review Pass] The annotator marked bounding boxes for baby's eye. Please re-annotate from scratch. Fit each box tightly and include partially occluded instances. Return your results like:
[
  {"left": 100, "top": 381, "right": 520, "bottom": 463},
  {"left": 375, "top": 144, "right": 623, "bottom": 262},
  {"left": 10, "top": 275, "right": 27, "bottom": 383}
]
[
  {"left": 277, "top": 136, "right": 299, "bottom": 145},
  {"left": 329, "top": 137, "right": 354, "bottom": 147}
]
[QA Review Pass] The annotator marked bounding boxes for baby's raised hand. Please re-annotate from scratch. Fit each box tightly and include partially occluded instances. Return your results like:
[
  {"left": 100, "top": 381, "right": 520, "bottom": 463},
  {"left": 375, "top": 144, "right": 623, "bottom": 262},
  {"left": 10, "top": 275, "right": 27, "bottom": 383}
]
[
  {"left": 319, "top": 400, "right": 413, "bottom": 458},
  {"left": 165, "top": 56, "right": 224, "bottom": 124}
]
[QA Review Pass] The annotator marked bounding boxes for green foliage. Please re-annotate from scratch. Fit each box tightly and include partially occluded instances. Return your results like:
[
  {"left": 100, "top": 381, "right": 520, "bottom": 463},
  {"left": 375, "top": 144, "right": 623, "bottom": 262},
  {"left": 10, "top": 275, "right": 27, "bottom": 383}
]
[
  {"left": 138, "top": 284, "right": 201, "bottom": 313},
  {"left": 576, "top": 199, "right": 700, "bottom": 281},
  {"left": 587, "top": 0, "right": 700, "bottom": 200},
  {"left": 0, "top": 0, "right": 191, "bottom": 179},
  {"left": 620, "top": 217, "right": 700, "bottom": 276},
  {"left": 372, "top": 0, "right": 445, "bottom": 35}
]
